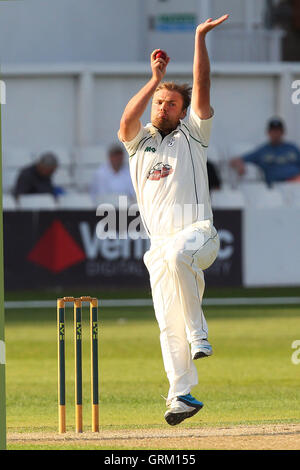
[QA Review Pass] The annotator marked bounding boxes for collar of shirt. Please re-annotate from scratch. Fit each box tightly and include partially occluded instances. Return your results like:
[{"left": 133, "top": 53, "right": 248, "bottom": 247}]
[{"left": 147, "top": 120, "right": 183, "bottom": 140}]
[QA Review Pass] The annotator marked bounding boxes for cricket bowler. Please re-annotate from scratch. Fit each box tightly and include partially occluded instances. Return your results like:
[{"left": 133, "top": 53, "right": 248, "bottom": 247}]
[{"left": 118, "top": 14, "right": 229, "bottom": 426}]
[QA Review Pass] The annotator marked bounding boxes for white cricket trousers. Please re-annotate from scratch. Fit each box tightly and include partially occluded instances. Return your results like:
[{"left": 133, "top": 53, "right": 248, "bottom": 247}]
[{"left": 143, "top": 222, "right": 220, "bottom": 401}]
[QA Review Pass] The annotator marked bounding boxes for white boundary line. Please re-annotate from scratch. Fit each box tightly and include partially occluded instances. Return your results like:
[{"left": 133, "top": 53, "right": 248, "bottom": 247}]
[{"left": 4, "top": 297, "right": 300, "bottom": 309}]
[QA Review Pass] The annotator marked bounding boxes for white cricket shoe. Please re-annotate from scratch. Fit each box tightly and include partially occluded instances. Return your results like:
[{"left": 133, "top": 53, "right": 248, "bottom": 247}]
[
  {"left": 191, "top": 340, "right": 213, "bottom": 360},
  {"left": 164, "top": 393, "right": 204, "bottom": 426}
]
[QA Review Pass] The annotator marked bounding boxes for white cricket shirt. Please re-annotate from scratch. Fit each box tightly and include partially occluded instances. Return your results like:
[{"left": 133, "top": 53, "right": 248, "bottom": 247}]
[{"left": 120, "top": 108, "right": 214, "bottom": 238}]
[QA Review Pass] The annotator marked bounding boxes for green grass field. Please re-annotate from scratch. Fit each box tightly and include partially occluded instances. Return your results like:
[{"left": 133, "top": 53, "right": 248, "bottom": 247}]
[{"left": 4, "top": 288, "right": 300, "bottom": 450}]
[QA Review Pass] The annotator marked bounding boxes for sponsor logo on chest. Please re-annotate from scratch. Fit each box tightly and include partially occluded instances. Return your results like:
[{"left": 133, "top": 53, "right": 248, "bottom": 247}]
[
  {"left": 145, "top": 146, "right": 156, "bottom": 153},
  {"left": 147, "top": 162, "right": 173, "bottom": 181}
]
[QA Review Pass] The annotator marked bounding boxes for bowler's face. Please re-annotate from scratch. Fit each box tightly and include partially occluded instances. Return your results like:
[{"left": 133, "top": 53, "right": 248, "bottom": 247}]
[{"left": 151, "top": 89, "right": 187, "bottom": 134}]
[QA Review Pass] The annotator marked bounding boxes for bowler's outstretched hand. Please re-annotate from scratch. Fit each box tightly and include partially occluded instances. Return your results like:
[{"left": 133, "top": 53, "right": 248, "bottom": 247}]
[{"left": 196, "top": 14, "right": 229, "bottom": 36}]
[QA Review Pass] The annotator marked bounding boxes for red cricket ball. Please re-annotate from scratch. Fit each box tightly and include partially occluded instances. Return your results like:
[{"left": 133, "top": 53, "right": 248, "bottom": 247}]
[{"left": 155, "top": 50, "right": 167, "bottom": 60}]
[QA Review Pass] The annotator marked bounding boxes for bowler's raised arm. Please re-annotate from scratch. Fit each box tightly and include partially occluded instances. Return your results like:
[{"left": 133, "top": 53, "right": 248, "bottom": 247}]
[
  {"left": 119, "top": 50, "right": 170, "bottom": 142},
  {"left": 191, "top": 15, "right": 229, "bottom": 120}
]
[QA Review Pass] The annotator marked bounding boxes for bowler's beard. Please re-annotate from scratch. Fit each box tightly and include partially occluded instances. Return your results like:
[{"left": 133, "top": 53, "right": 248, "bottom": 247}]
[{"left": 151, "top": 115, "right": 180, "bottom": 135}]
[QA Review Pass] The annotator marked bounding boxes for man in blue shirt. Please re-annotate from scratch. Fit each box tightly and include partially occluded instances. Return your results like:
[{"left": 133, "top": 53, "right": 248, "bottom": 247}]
[{"left": 230, "top": 118, "right": 300, "bottom": 185}]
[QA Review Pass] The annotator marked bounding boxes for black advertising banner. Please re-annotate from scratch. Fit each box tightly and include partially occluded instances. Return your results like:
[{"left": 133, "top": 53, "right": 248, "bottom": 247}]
[
  {"left": 3, "top": 210, "right": 150, "bottom": 290},
  {"left": 3, "top": 209, "right": 242, "bottom": 290}
]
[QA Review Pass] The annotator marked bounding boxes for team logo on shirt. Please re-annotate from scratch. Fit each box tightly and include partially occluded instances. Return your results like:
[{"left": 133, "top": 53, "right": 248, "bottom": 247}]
[
  {"left": 145, "top": 146, "right": 156, "bottom": 153},
  {"left": 168, "top": 137, "right": 175, "bottom": 147},
  {"left": 147, "top": 162, "right": 173, "bottom": 181}
]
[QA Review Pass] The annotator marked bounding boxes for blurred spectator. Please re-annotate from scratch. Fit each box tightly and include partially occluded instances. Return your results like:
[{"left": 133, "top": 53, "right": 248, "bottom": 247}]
[
  {"left": 230, "top": 118, "right": 300, "bottom": 185},
  {"left": 207, "top": 160, "right": 221, "bottom": 191},
  {"left": 90, "top": 144, "right": 135, "bottom": 203},
  {"left": 13, "top": 152, "right": 60, "bottom": 198}
]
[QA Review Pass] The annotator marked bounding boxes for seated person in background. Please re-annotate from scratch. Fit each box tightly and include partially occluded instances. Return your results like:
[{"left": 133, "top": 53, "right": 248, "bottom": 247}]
[
  {"left": 90, "top": 144, "right": 135, "bottom": 203},
  {"left": 207, "top": 160, "right": 221, "bottom": 191},
  {"left": 13, "top": 152, "right": 59, "bottom": 198},
  {"left": 230, "top": 118, "right": 300, "bottom": 186}
]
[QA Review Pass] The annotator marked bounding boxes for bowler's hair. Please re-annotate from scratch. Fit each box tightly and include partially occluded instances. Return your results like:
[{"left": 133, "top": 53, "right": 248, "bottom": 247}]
[{"left": 154, "top": 82, "right": 192, "bottom": 110}]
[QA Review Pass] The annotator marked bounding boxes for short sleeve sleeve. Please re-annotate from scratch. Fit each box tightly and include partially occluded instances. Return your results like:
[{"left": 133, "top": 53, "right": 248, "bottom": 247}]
[
  {"left": 243, "top": 148, "right": 263, "bottom": 164},
  {"left": 186, "top": 107, "right": 214, "bottom": 147},
  {"left": 118, "top": 125, "right": 149, "bottom": 158}
]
